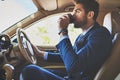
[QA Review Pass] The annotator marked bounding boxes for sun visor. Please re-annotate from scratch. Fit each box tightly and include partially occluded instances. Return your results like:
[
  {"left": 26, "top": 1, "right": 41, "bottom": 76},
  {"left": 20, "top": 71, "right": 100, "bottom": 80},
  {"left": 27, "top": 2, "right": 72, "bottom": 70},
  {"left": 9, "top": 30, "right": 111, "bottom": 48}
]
[{"left": 38, "top": 0, "right": 57, "bottom": 11}]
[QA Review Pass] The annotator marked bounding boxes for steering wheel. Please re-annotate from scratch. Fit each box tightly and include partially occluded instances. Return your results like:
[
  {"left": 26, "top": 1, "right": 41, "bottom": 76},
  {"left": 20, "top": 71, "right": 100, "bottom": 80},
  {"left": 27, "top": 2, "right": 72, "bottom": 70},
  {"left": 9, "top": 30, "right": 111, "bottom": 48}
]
[{"left": 16, "top": 28, "right": 37, "bottom": 64}]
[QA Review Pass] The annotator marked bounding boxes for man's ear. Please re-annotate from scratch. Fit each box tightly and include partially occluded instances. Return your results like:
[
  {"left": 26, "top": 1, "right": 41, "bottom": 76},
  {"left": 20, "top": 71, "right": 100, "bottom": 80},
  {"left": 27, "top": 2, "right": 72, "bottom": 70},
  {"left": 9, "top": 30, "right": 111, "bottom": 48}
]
[{"left": 87, "top": 11, "right": 94, "bottom": 19}]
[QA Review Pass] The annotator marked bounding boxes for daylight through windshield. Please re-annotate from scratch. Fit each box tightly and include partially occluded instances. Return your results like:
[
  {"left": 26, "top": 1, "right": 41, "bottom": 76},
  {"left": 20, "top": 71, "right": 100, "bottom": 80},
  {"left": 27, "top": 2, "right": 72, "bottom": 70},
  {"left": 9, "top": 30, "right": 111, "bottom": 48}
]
[{"left": 0, "top": 0, "right": 37, "bottom": 32}]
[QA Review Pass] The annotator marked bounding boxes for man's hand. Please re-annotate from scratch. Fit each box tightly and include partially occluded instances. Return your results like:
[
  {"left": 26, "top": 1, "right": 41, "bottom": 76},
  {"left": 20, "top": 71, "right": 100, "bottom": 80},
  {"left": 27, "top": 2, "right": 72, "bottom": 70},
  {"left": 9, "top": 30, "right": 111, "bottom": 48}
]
[
  {"left": 31, "top": 43, "right": 44, "bottom": 58},
  {"left": 58, "top": 14, "right": 70, "bottom": 31}
]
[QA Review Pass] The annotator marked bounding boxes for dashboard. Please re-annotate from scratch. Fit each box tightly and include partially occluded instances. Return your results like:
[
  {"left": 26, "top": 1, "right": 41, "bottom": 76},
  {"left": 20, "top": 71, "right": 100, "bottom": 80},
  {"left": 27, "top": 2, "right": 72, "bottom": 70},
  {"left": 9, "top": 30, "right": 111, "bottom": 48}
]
[{"left": 0, "top": 34, "right": 13, "bottom": 80}]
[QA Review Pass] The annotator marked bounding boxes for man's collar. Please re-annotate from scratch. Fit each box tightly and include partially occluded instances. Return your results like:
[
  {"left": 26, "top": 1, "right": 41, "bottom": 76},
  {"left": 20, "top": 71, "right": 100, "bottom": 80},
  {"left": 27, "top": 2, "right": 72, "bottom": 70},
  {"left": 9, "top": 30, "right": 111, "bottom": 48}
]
[{"left": 82, "top": 25, "right": 94, "bottom": 35}]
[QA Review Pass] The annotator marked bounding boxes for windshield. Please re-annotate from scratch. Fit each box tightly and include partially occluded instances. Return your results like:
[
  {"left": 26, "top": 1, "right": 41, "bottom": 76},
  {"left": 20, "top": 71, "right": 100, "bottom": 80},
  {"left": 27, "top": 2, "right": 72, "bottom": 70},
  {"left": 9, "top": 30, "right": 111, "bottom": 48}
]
[
  {"left": 0, "top": 0, "right": 37, "bottom": 33},
  {"left": 25, "top": 13, "right": 82, "bottom": 46}
]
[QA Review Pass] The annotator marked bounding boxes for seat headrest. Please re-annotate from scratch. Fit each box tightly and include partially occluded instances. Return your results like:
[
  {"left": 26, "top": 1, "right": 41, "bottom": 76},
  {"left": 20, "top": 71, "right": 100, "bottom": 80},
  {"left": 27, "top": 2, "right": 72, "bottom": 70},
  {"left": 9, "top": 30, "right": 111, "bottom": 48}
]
[
  {"left": 103, "top": 8, "right": 120, "bottom": 37},
  {"left": 103, "top": 12, "right": 112, "bottom": 34}
]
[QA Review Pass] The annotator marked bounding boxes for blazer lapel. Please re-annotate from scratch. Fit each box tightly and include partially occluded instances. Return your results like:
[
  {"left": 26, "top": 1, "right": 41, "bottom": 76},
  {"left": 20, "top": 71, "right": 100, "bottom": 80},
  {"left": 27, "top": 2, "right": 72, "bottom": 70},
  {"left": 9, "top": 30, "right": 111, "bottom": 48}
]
[{"left": 74, "top": 22, "right": 100, "bottom": 52}]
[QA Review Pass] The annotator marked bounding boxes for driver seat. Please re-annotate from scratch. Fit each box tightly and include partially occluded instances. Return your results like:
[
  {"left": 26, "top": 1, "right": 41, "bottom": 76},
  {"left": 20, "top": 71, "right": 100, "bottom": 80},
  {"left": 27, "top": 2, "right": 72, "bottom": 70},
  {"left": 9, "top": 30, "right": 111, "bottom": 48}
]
[{"left": 94, "top": 7, "right": 120, "bottom": 80}]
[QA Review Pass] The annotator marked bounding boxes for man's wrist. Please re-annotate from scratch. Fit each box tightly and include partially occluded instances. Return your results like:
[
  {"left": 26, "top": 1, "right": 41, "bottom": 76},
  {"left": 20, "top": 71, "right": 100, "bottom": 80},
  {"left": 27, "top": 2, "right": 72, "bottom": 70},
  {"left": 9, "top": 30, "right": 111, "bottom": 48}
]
[{"left": 58, "top": 28, "right": 68, "bottom": 35}]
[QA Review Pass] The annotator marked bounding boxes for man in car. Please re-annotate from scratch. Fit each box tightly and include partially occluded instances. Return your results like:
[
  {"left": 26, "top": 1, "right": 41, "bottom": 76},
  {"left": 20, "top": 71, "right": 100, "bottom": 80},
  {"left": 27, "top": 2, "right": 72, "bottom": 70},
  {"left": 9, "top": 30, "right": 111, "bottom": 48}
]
[{"left": 20, "top": 0, "right": 112, "bottom": 80}]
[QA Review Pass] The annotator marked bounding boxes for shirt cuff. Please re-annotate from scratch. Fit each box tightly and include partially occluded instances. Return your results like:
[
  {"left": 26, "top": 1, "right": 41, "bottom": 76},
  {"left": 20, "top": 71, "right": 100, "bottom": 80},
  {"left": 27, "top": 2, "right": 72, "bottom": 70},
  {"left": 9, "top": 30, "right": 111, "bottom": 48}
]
[
  {"left": 44, "top": 36, "right": 69, "bottom": 60},
  {"left": 44, "top": 52, "right": 48, "bottom": 60}
]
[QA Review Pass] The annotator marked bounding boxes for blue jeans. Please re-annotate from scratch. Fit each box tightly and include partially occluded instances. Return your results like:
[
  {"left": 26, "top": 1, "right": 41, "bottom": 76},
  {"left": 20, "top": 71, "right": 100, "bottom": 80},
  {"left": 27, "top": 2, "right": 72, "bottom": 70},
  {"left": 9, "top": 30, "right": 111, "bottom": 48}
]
[{"left": 21, "top": 64, "right": 67, "bottom": 80}]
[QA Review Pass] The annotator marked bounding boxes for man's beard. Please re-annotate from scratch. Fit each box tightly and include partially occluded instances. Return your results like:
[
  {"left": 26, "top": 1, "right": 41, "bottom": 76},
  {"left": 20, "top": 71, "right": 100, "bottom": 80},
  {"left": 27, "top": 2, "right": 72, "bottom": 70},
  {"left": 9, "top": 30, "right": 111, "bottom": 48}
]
[{"left": 74, "top": 16, "right": 87, "bottom": 28}]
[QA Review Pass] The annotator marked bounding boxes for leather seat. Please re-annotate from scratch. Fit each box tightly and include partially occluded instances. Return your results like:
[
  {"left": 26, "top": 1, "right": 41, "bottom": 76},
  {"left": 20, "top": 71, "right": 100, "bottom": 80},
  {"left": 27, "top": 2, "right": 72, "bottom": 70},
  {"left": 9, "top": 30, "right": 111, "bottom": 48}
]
[
  {"left": 103, "top": 8, "right": 120, "bottom": 39},
  {"left": 94, "top": 7, "right": 120, "bottom": 80}
]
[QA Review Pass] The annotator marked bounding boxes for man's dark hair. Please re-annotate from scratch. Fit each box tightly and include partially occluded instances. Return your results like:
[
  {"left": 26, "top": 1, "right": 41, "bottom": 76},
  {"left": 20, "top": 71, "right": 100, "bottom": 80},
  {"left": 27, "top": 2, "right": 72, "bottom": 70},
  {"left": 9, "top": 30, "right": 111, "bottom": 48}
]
[{"left": 74, "top": 0, "right": 99, "bottom": 21}]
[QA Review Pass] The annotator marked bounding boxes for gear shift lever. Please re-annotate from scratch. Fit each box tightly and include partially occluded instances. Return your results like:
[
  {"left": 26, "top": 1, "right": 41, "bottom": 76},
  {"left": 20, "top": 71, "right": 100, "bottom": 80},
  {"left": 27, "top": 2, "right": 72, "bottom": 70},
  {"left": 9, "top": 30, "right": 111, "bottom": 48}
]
[{"left": 3, "top": 64, "right": 14, "bottom": 80}]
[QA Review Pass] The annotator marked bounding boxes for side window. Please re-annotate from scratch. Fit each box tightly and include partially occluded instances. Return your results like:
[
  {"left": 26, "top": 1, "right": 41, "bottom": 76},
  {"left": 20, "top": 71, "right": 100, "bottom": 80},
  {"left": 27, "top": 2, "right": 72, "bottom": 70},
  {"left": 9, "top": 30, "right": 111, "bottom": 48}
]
[{"left": 25, "top": 13, "right": 82, "bottom": 46}]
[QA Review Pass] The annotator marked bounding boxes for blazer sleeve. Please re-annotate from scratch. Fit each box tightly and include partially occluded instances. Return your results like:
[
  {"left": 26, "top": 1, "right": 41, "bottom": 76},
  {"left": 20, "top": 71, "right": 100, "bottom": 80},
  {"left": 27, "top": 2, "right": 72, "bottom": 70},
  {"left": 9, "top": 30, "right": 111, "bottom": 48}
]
[
  {"left": 56, "top": 27, "right": 112, "bottom": 76},
  {"left": 47, "top": 52, "right": 63, "bottom": 63}
]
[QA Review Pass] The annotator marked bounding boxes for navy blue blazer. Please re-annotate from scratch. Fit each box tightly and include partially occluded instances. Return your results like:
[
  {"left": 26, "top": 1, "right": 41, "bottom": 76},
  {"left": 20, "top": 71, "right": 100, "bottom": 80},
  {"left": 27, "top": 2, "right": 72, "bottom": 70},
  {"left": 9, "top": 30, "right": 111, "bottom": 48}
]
[{"left": 47, "top": 22, "right": 112, "bottom": 80}]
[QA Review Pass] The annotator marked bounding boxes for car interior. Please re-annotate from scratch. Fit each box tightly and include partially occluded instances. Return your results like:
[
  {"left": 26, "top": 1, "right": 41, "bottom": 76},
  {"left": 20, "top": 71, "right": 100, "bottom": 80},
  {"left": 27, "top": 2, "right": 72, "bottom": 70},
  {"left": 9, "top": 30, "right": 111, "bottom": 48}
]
[
  {"left": 0, "top": 0, "right": 120, "bottom": 80},
  {"left": 94, "top": 7, "right": 120, "bottom": 80}
]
